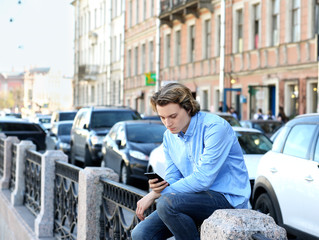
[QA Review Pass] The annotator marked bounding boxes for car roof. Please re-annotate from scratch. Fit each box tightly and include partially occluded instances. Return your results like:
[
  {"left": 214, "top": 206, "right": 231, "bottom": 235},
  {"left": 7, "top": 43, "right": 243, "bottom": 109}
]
[
  {"left": 52, "top": 120, "right": 74, "bottom": 125},
  {"left": 241, "top": 119, "right": 281, "bottom": 123},
  {"left": 232, "top": 126, "right": 262, "bottom": 133},
  {"left": 0, "top": 117, "right": 33, "bottom": 124},
  {"left": 119, "top": 120, "right": 163, "bottom": 125},
  {"left": 286, "top": 113, "right": 319, "bottom": 126}
]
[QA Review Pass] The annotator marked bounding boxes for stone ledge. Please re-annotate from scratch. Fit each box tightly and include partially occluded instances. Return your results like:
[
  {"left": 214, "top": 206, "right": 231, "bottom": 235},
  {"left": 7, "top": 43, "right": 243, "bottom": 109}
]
[{"left": 200, "top": 209, "right": 287, "bottom": 240}]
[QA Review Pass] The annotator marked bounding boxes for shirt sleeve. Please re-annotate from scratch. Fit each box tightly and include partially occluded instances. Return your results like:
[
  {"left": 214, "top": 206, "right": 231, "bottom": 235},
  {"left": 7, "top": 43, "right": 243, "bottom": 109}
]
[{"left": 162, "top": 123, "right": 236, "bottom": 194}]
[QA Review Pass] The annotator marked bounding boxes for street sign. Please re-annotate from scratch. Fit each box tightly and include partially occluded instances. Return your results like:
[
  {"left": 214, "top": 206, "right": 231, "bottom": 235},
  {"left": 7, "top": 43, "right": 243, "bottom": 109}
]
[{"left": 145, "top": 72, "right": 156, "bottom": 86}]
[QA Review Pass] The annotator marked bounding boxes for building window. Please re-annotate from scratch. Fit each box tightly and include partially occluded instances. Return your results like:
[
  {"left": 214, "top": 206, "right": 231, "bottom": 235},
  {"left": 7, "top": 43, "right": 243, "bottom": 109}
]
[
  {"left": 189, "top": 25, "right": 195, "bottom": 62},
  {"left": 271, "top": 0, "right": 279, "bottom": 45},
  {"left": 127, "top": 49, "right": 131, "bottom": 77},
  {"left": 175, "top": 30, "right": 181, "bottom": 65},
  {"left": 91, "top": 86, "right": 95, "bottom": 103},
  {"left": 237, "top": 9, "right": 243, "bottom": 53},
  {"left": 143, "top": 0, "right": 147, "bottom": 20},
  {"left": 134, "top": 46, "right": 138, "bottom": 75},
  {"left": 128, "top": 1, "right": 132, "bottom": 28},
  {"left": 150, "top": 0, "right": 154, "bottom": 17},
  {"left": 216, "top": 15, "right": 221, "bottom": 56},
  {"left": 204, "top": 19, "right": 211, "bottom": 59},
  {"left": 113, "top": 36, "right": 117, "bottom": 62},
  {"left": 315, "top": 1, "right": 319, "bottom": 35},
  {"left": 292, "top": 0, "right": 300, "bottom": 42},
  {"left": 253, "top": 4, "right": 260, "bottom": 49},
  {"left": 136, "top": 0, "right": 139, "bottom": 25},
  {"left": 94, "top": 8, "right": 97, "bottom": 28},
  {"left": 141, "top": 43, "right": 145, "bottom": 73},
  {"left": 165, "top": 34, "right": 171, "bottom": 67},
  {"left": 149, "top": 41, "right": 154, "bottom": 72}
]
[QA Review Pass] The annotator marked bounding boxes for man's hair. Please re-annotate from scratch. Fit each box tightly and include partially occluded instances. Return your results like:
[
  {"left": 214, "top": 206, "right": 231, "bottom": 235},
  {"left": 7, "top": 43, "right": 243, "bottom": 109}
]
[{"left": 150, "top": 83, "right": 200, "bottom": 116}]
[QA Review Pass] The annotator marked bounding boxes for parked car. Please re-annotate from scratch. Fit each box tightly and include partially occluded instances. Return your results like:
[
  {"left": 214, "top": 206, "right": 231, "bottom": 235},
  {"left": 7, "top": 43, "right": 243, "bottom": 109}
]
[
  {"left": 51, "top": 110, "right": 77, "bottom": 125},
  {"left": 0, "top": 117, "right": 46, "bottom": 151},
  {"left": 49, "top": 120, "right": 73, "bottom": 157},
  {"left": 239, "top": 119, "right": 283, "bottom": 138},
  {"left": 147, "top": 126, "right": 272, "bottom": 198},
  {"left": 142, "top": 115, "right": 161, "bottom": 121},
  {"left": 70, "top": 106, "right": 142, "bottom": 167},
  {"left": 215, "top": 112, "right": 242, "bottom": 127},
  {"left": 101, "top": 120, "right": 167, "bottom": 185},
  {"left": 252, "top": 113, "right": 319, "bottom": 239},
  {"left": 0, "top": 112, "right": 22, "bottom": 118},
  {"left": 34, "top": 114, "right": 52, "bottom": 132}
]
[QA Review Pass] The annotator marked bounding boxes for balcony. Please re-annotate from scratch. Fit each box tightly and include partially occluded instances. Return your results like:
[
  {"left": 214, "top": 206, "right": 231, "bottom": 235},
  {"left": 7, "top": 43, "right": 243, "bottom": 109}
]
[
  {"left": 159, "top": 0, "right": 213, "bottom": 27},
  {"left": 78, "top": 65, "right": 99, "bottom": 81}
]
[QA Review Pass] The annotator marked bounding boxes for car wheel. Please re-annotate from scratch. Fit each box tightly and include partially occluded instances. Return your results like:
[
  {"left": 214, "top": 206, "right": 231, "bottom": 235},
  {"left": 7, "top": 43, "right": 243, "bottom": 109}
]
[
  {"left": 120, "top": 163, "right": 131, "bottom": 185},
  {"left": 254, "top": 193, "right": 278, "bottom": 223},
  {"left": 84, "top": 147, "right": 93, "bottom": 167}
]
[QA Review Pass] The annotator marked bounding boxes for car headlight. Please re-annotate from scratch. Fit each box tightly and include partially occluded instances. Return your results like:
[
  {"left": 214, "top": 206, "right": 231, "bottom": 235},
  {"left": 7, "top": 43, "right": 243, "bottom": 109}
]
[
  {"left": 129, "top": 150, "right": 149, "bottom": 161},
  {"left": 58, "top": 142, "right": 70, "bottom": 150},
  {"left": 90, "top": 135, "right": 104, "bottom": 145}
]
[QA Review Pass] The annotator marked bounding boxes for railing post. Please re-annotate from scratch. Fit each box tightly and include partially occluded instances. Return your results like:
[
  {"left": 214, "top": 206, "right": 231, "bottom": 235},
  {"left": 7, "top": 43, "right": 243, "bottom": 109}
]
[
  {"left": 11, "top": 140, "right": 36, "bottom": 206},
  {"left": 34, "top": 150, "right": 68, "bottom": 238},
  {"left": 77, "top": 167, "right": 119, "bottom": 240},
  {"left": 0, "top": 136, "right": 19, "bottom": 189}
]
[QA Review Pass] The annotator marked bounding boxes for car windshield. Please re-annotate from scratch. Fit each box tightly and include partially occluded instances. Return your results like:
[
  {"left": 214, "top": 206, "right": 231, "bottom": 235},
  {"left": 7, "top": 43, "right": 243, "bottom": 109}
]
[
  {"left": 60, "top": 112, "right": 77, "bottom": 121},
  {"left": 127, "top": 124, "right": 166, "bottom": 143},
  {"left": 58, "top": 124, "right": 73, "bottom": 136},
  {"left": 220, "top": 115, "right": 242, "bottom": 127},
  {"left": 236, "top": 131, "right": 272, "bottom": 154},
  {"left": 39, "top": 118, "right": 51, "bottom": 124},
  {"left": 91, "top": 111, "right": 142, "bottom": 128}
]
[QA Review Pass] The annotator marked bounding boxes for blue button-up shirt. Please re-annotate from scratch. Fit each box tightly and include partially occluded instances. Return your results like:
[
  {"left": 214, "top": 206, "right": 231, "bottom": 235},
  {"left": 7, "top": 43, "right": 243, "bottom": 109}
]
[{"left": 161, "top": 111, "right": 251, "bottom": 208}]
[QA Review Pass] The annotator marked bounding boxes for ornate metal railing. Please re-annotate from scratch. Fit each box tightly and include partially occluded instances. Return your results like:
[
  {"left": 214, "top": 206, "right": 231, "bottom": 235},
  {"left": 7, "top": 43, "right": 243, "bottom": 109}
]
[
  {"left": 24, "top": 149, "right": 42, "bottom": 216},
  {"left": 0, "top": 138, "right": 4, "bottom": 177},
  {"left": 100, "top": 177, "right": 156, "bottom": 240},
  {"left": 54, "top": 161, "right": 81, "bottom": 240},
  {"left": 9, "top": 144, "right": 17, "bottom": 192}
]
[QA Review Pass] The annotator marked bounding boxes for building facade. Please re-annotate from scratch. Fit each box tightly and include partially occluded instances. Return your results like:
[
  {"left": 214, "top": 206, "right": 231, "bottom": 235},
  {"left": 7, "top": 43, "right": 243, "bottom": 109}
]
[
  {"left": 23, "top": 68, "right": 73, "bottom": 116},
  {"left": 72, "top": 0, "right": 319, "bottom": 120}
]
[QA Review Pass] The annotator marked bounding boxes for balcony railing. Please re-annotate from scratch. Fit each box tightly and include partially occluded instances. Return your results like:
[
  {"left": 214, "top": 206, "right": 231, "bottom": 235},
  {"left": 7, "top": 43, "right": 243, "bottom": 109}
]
[
  {"left": 78, "top": 64, "right": 99, "bottom": 81},
  {"left": 160, "top": 0, "right": 213, "bottom": 16}
]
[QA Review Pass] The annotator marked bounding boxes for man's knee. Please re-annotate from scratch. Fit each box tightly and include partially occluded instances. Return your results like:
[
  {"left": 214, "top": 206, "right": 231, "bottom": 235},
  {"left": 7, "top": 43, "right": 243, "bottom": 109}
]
[
  {"left": 131, "top": 224, "right": 145, "bottom": 240},
  {"left": 157, "top": 193, "right": 176, "bottom": 217}
]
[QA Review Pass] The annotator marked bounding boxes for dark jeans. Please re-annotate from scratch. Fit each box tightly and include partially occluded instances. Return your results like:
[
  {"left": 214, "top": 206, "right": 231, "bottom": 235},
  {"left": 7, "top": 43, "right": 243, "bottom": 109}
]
[{"left": 131, "top": 190, "right": 233, "bottom": 240}]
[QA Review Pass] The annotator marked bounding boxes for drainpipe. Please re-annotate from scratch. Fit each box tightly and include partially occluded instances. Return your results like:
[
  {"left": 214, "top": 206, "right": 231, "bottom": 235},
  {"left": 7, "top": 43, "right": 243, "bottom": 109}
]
[
  {"left": 155, "top": 0, "right": 161, "bottom": 92},
  {"left": 219, "top": 0, "right": 226, "bottom": 110}
]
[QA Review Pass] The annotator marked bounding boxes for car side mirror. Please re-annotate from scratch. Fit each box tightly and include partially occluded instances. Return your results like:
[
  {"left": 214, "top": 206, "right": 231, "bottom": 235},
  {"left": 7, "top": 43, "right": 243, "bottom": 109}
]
[{"left": 115, "top": 139, "right": 121, "bottom": 148}]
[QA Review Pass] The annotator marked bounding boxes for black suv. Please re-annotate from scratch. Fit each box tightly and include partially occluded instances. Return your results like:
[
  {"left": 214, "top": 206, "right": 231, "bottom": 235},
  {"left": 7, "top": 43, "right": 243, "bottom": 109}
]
[
  {"left": 70, "top": 106, "right": 141, "bottom": 167},
  {"left": 0, "top": 117, "right": 46, "bottom": 151}
]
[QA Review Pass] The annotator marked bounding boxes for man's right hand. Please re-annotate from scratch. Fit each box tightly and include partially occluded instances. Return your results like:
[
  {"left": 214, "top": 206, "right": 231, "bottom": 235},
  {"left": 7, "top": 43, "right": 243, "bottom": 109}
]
[
  {"left": 136, "top": 191, "right": 161, "bottom": 221},
  {"left": 149, "top": 178, "right": 169, "bottom": 194}
]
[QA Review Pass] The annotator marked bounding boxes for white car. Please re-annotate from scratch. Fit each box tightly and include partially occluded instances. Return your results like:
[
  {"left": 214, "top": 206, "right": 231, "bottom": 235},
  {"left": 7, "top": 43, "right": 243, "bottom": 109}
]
[
  {"left": 147, "top": 127, "right": 273, "bottom": 196},
  {"left": 252, "top": 113, "right": 319, "bottom": 239}
]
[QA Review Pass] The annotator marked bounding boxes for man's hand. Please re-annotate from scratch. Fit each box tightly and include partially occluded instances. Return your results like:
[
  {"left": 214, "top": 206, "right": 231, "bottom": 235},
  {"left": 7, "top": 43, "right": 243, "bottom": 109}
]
[
  {"left": 149, "top": 178, "right": 169, "bottom": 194},
  {"left": 136, "top": 191, "right": 161, "bottom": 221}
]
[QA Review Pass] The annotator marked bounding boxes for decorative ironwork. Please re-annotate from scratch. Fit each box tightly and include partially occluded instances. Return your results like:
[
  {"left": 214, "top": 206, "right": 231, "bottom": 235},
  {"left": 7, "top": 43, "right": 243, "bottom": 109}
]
[
  {"left": 9, "top": 144, "right": 17, "bottom": 192},
  {"left": 100, "top": 177, "right": 156, "bottom": 240},
  {"left": 54, "top": 161, "right": 81, "bottom": 240},
  {"left": 24, "top": 149, "right": 42, "bottom": 216},
  {"left": 0, "top": 138, "right": 4, "bottom": 177}
]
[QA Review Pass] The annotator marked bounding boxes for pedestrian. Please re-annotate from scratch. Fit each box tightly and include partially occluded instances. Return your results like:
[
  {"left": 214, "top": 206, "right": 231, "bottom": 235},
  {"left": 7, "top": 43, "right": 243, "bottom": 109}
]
[
  {"left": 265, "top": 110, "right": 275, "bottom": 120},
  {"left": 131, "top": 83, "right": 251, "bottom": 240},
  {"left": 254, "top": 108, "right": 264, "bottom": 120},
  {"left": 228, "top": 106, "right": 239, "bottom": 120},
  {"left": 277, "top": 106, "right": 288, "bottom": 123}
]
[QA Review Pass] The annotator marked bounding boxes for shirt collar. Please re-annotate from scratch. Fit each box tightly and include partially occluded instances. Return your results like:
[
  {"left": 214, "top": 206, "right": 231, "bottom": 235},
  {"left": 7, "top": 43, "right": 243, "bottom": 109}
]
[{"left": 177, "top": 113, "right": 198, "bottom": 139}]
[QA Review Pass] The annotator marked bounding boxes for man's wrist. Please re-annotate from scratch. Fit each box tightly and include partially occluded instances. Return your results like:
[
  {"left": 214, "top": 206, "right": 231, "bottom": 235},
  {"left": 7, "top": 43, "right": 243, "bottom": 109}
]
[{"left": 150, "top": 190, "right": 161, "bottom": 199}]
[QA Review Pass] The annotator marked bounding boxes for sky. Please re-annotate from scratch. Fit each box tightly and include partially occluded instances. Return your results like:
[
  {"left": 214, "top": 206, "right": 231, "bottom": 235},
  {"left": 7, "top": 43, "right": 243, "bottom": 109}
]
[{"left": 0, "top": 0, "right": 74, "bottom": 76}]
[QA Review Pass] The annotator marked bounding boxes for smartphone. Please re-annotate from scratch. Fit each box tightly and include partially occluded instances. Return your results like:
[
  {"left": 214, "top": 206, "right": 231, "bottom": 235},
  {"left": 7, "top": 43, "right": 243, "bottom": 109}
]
[{"left": 144, "top": 172, "right": 169, "bottom": 185}]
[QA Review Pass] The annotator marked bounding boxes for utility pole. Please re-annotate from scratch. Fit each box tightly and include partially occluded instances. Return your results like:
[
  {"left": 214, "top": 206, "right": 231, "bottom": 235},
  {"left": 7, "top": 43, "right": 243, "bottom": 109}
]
[{"left": 155, "top": 0, "right": 161, "bottom": 92}]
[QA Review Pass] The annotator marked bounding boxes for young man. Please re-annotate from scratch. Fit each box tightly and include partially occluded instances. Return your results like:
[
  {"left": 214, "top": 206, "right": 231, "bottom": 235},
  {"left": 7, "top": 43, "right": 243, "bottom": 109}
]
[{"left": 132, "top": 83, "right": 250, "bottom": 240}]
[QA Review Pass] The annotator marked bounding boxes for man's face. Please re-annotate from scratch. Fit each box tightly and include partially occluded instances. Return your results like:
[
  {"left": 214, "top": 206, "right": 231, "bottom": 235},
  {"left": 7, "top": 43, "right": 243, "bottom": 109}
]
[{"left": 156, "top": 103, "right": 191, "bottom": 134}]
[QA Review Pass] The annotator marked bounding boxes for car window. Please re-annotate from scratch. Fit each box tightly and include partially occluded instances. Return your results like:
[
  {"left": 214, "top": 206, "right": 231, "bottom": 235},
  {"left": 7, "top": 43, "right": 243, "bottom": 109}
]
[
  {"left": 127, "top": 124, "right": 166, "bottom": 143},
  {"left": 236, "top": 132, "right": 272, "bottom": 154},
  {"left": 283, "top": 124, "right": 317, "bottom": 159},
  {"left": 1, "top": 123, "right": 40, "bottom": 132},
  {"left": 116, "top": 125, "right": 126, "bottom": 146},
  {"left": 58, "top": 124, "right": 73, "bottom": 136},
  {"left": 220, "top": 115, "right": 241, "bottom": 127},
  {"left": 314, "top": 134, "right": 319, "bottom": 163},
  {"left": 253, "top": 122, "right": 282, "bottom": 134},
  {"left": 59, "top": 112, "right": 77, "bottom": 121},
  {"left": 91, "top": 111, "right": 141, "bottom": 129}
]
